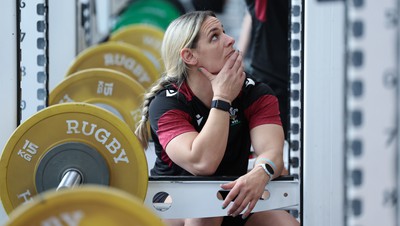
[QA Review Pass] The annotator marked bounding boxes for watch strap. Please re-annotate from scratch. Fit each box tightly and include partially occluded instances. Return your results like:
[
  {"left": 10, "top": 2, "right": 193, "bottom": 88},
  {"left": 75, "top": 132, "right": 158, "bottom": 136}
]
[{"left": 211, "top": 99, "right": 231, "bottom": 112}]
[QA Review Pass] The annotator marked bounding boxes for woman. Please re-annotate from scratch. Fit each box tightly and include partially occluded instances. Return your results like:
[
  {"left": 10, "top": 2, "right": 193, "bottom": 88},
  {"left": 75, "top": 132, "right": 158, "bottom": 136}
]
[{"left": 135, "top": 10, "right": 299, "bottom": 226}]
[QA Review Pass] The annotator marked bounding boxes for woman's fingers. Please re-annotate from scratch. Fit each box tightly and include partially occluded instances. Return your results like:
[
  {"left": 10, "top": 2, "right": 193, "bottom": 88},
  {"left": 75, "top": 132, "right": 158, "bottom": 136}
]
[
  {"left": 227, "top": 193, "right": 247, "bottom": 216},
  {"left": 224, "top": 50, "right": 240, "bottom": 69},
  {"left": 241, "top": 200, "right": 257, "bottom": 219},
  {"left": 221, "top": 181, "right": 238, "bottom": 209},
  {"left": 232, "top": 51, "right": 244, "bottom": 73},
  {"left": 199, "top": 49, "right": 245, "bottom": 102},
  {"left": 198, "top": 67, "right": 214, "bottom": 81},
  {"left": 225, "top": 190, "right": 258, "bottom": 217},
  {"left": 222, "top": 175, "right": 264, "bottom": 218}
]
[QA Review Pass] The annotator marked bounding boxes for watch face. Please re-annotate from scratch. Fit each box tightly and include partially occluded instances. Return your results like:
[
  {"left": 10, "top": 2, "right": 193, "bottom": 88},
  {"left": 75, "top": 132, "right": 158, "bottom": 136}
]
[{"left": 265, "top": 164, "right": 275, "bottom": 175}]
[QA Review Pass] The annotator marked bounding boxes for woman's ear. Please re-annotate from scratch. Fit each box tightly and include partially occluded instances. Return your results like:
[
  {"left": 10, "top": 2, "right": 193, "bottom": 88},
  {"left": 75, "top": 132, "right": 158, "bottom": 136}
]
[{"left": 180, "top": 48, "right": 198, "bottom": 65}]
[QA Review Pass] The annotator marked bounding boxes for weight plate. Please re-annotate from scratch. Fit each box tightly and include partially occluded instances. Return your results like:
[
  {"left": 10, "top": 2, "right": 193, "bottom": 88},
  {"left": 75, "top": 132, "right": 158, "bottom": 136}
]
[
  {"left": 114, "top": 11, "right": 170, "bottom": 31},
  {"left": 110, "top": 24, "right": 164, "bottom": 75},
  {"left": 114, "top": 0, "right": 180, "bottom": 31},
  {"left": 125, "top": 0, "right": 181, "bottom": 21},
  {"left": 66, "top": 42, "right": 158, "bottom": 89},
  {"left": 0, "top": 103, "right": 148, "bottom": 214},
  {"left": 165, "top": 0, "right": 187, "bottom": 15},
  {"left": 5, "top": 186, "right": 165, "bottom": 226},
  {"left": 50, "top": 68, "right": 145, "bottom": 131}
]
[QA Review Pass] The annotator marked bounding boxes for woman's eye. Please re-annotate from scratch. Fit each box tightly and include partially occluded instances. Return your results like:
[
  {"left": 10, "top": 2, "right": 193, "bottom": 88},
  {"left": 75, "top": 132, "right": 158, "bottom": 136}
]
[{"left": 211, "top": 35, "right": 218, "bottom": 41}]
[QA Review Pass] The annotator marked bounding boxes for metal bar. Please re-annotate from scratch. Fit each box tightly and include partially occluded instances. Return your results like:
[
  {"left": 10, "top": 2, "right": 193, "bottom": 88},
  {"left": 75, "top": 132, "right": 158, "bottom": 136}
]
[
  {"left": 144, "top": 179, "right": 299, "bottom": 219},
  {"left": 303, "top": 0, "right": 346, "bottom": 225},
  {"left": 289, "top": 0, "right": 304, "bottom": 221},
  {"left": 57, "top": 170, "right": 82, "bottom": 191}
]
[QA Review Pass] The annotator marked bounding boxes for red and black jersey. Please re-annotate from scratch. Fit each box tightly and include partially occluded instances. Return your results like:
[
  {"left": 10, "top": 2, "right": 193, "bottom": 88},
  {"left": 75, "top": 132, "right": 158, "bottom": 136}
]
[{"left": 148, "top": 75, "right": 281, "bottom": 177}]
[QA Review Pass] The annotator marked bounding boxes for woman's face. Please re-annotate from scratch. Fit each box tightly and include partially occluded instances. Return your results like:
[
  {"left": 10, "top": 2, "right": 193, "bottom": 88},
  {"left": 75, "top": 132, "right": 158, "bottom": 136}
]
[{"left": 193, "top": 16, "right": 236, "bottom": 74}]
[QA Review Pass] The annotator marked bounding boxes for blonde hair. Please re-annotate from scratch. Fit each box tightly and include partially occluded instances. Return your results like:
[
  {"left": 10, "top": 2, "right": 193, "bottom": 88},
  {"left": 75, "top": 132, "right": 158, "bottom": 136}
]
[{"left": 135, "top": 11, "right": 216, "bottom": 149}]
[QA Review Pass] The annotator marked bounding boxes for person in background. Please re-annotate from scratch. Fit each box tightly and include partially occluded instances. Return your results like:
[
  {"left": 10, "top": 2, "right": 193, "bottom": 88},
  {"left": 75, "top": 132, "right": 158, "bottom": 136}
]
[
  {"left": 240, "top": 0, "right": 290, "bottom": 139},
  {"left": 135, "top": 10, "right": 299, "bottom": 226},
  {"left": 237, "top": 9, "right": 253, "bottom": 71}
]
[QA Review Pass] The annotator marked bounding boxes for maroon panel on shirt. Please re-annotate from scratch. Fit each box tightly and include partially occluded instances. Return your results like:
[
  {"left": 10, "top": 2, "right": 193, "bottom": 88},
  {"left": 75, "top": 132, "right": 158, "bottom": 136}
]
[
  {"left": 245, "top": 94, "right": 282, "bottom": 129},
  {"left": 255, "top": 0, "right": 267, "bottom": 22},
  {"left": 157, "top": 109, "right": 196, "bottom": 150},
  {"left": 160, "top": 150, "right": 173, "bottom": 167},
  {"left": 171, "top": 82, "right": 194, "bottom": 101}
]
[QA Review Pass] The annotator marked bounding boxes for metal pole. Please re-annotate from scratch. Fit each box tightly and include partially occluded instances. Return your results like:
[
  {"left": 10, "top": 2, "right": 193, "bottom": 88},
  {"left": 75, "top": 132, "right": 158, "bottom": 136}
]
[{"left": 57, "top": 170, "right": 82, "bottom": 191}]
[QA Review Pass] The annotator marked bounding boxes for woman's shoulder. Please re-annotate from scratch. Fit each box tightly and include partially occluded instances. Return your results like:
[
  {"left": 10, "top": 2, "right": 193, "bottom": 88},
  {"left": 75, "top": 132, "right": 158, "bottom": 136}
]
[
  {"left": 150, "top": 82, "right": 193, "bottom": 112},
  {"left": 243, "top": 74, "right": 275, "bottom": 96}
]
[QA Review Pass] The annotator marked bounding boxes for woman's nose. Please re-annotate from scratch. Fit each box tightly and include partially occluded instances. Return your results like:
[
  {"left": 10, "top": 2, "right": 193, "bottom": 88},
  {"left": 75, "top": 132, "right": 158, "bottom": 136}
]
[{"left": 225, "top": 34, "right": 235, "bottom": 47}]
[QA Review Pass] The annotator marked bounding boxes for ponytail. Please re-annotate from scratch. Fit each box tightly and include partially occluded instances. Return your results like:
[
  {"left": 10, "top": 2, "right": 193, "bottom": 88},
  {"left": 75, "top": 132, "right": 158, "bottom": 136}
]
[{"left": 135, "top": 77, "right": 177, "bottom": 149}]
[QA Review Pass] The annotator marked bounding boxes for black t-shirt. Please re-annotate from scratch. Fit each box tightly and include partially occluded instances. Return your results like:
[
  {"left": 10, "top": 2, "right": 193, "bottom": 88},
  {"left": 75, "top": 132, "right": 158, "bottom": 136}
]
[{"left": 148, "top": 76, "right": 281, "bottom": 177}]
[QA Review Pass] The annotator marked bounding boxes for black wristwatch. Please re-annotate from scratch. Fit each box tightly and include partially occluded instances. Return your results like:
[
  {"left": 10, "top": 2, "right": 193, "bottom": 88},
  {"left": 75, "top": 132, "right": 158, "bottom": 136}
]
[{"left": 211, "top": 99, "right": 231, "bottom": 112}]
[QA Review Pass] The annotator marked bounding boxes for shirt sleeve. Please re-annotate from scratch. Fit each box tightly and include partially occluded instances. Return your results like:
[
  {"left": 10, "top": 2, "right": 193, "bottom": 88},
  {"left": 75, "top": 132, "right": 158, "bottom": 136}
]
[
  {"left": 245, "top": 94, "right": 282, "bottom": 129},
  {"left": 157, "top": 109, "right": 196, "bottom": 150},
  {"left": 149, "top": 93, "right": 196, "bottom": 150}
]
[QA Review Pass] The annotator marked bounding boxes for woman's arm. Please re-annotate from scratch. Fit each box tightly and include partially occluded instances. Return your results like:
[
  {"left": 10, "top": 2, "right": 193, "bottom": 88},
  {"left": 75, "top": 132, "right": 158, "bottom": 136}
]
[
  {"left": 251, "top": 124, "right": 285, "bottom": 178},
  {"left": 165, "top": 108, "right": 230, "bottom": 176},
  {"left": 237, "top": 10, "right": 252, "bottom": 55},
  {"left": 220, "top": 124, "right": 284, "bottom": 219}
]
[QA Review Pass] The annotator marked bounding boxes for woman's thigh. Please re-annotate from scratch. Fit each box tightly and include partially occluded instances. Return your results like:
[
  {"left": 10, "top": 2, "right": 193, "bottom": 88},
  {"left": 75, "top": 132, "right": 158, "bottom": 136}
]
[
  {"left": 163, "top": 219, "right": 185, "bottom": 226},
  {"left": 185, "top": 217, "right": 224, "bottom": 226},
  {"left": 246, "top": 210, "right": 299, "bottom": 226}
]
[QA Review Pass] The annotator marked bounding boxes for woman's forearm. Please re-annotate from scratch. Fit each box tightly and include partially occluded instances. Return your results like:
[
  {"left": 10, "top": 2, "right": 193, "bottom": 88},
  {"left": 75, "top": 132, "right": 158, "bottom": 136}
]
[{"left": 189, "top": 108, "right": 230, "bottom": 175}]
